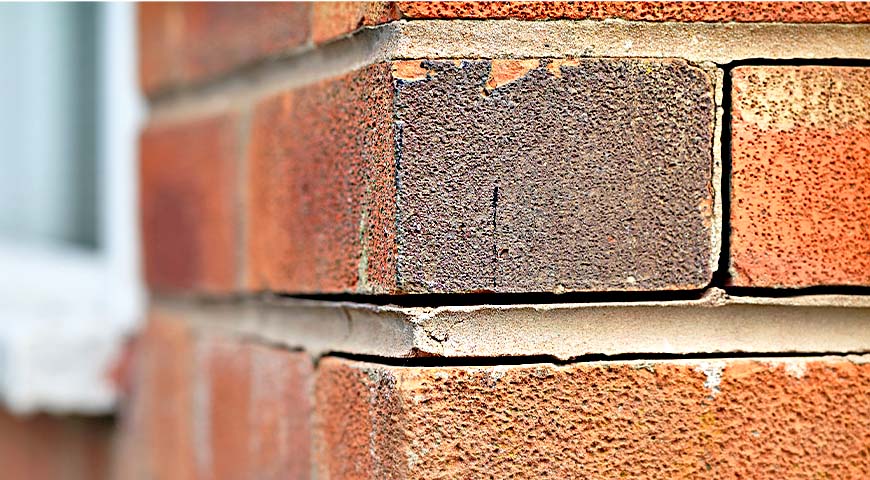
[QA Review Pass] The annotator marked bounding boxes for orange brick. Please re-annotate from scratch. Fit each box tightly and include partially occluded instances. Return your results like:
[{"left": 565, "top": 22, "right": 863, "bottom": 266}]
[
  {"left": 119, "top": 315, "right": 314, "bottom": 479},
  {"left": 204, "top": 338, "right": 314, "bottom": 479},
  {"left": 311, "top": 2, "right": 400, "bottom": 44},
  {"left": 248, "top": 344, "right": 314, "bottom": 479},
  {"left": 730, "top": 67, "right": 870, "bottom": 287},
  {"left": 140, "top": 113, "right": 239, "bottom": 294},
  {"left": 120, "top": 313, "right": 197, "bottom": 480},
  {"left": 139, "top": 3, "right": 311, "bottom": 94},
  {"left": 315, "top": 356, "right": 870, "bottom": 479},
  {"left": 395, "top": 1, "right": 870, "bottom": 23},
  {"left": 206, "top": 338, "right": 252, "bottom": 480}
]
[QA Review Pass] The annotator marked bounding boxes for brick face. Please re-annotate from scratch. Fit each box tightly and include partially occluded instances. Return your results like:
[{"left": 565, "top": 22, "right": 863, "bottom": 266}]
[
  {"left": 729, "top": 66, "right": 870, "bottom": 287},
  {"left": 140, "top": 3, "right": 870, "bottom": 94},
  {"left": 120, "top": 313, "right": 198, "bottom": 480},
  {"left": 395, "top": 1, "right": 870, "bottom": 23},
  {"left": 316, "top": 356, "right": 870, "bottom": 479},
  {"left": 131, "top": 3, "right": 870, "bottom": 480},
  {"left": 139, "top": 3, "right": 312, "bottom": 95},
  {"left": 206, "top": 339, "right": 253, "bottom": 480},
  {"left": 118, "top": 314, "right": 313, "bottom": 479},
  {"left": 140, "top": 114, "right": 240, "bottom": 294},
  {"left": 248, "top": 58, "right": 716, "bottom": 294},
  {"left": 248, "top": 344, "right": 314, "bottom": 480},
  {"left": 311, "top": 2, "right": 400, "bottom": 44},
  {"left": 246, "top": 63, "right": 398, "bottom": 294}
]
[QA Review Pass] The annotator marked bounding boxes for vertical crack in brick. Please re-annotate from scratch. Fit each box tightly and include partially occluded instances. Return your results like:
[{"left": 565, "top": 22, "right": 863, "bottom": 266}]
[{"left": 492, "top": 184, "right": 499, "bottom": 290}]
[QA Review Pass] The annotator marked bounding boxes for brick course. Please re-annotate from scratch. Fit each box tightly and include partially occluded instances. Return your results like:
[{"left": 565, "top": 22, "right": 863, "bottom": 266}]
[
  {"left": 396, "top": 1, "right": 870, "bottom": 23},
  {"left": 119, "top": 315, "right": 313, "bottom": 479},
  {"left": 248, "top": 58, "right": 717, "bottom": 294},
  {"left": 316, "top": 355, "right": 870, "bottom": 479},
  {"left": 139, "top": 3, "right": 312, "bottom": 95},
  {"left": 140, "top": 3, "right": 870, "bottom": 94}
]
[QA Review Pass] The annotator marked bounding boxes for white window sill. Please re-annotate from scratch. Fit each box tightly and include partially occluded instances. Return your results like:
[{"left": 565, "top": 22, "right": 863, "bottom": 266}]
[{"left": 0, "top": 242, "right": 141, "bottom": 414}]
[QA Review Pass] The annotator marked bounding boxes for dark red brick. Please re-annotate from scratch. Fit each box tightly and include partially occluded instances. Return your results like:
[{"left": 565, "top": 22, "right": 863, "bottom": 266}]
[
  {"left": 246, "top": 63, "right": 398, "bottom": 294},
  {"left": 139, "top": 3, "right": 311, "bottom": 95},
  {"left": 140, "top": 113, "right": 239, "bottom": 294}
]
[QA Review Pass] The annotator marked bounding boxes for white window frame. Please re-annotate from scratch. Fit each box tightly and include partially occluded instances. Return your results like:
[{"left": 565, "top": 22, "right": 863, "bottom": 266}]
[{"left": 0, "top": 3, "right": 144, "bottom": 415}]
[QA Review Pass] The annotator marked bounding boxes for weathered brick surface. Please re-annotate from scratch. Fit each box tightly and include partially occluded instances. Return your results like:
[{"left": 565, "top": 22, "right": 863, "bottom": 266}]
[
  {"left": 205, "top": 339, "right": 314, "bottom": 480},
  {"left": 395, "top": 1, "right": 870, "bottom": 23},
  {"left": 0, "top": 410, "right": 114, "bottom": 480},
  {"left": 246, "top": 344, "right": 314, "bottom": 480},
  {"left": 248, "top": 58, "right": 716, "bottom": 294},
  {"left": 246, "top": 63, "right": 398, "bottom": 294},
  {"left": 139, "top": 3, "right": 311, "bottom": 94},
  {"left": 119, "top": 314, "right": 313, "bottom": 479},
  {"left": 141, "top": 2, "right": 870, "bottom": 94},
  {"left": 311, "top": 2, "right": 400, "bottom": 44},
  {"left": 316, "top": 356, "right": 870, "bottom": 479},
  {"left": 140, "top": 114, "right": 239, "bottom": 294},
  {"left": 730, "top": 67, "right": 870, "bottom": 287},
  {"left": 119, "top": 313, "right": 197, "bottom": 480}
]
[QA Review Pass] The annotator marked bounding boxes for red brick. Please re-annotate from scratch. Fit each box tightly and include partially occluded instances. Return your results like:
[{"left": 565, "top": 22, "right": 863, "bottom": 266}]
[
  {"left": 119, "top": 313, "right": 314, "bottom": 479},
  {"left": 730, "top": 67, "right": 870, "bottom": 287},
  {"left": 140, "top": 2, "right": 870, "bottom": 94},
  {"left": 140, "top": 113, "right": 239, "bottom": 294},
  {"left": 248, "top": 59, "right": 716, "bottom": 294},
  {"left": 248, "top": 344, "right": 314, "bottom": 479},
  {"left": 0, "top": 410, "right": 114, "bottom": 480},
  {"left": 206, "top": 338, "right": 252, "bottom": 480},
  {"left": 203, "top": 338, "right": 314, "bottom": 479},
  {"left": 246, "top": 63, "right": 398, "bottom": 294},
  {"left": 119, "top": 313, "right": 197, "bottom": 480},
  {"left": 311, "top": 2, "right": 400, "bottom": 44},
  {"left": 396, "top": 1, "right": 870, "bottom": 23},
  {"left": 139, "top": 3, "right": 311, "bottom": 95},
  {"left": 316, "top": 356, "right": 870, "bottom": 479}
]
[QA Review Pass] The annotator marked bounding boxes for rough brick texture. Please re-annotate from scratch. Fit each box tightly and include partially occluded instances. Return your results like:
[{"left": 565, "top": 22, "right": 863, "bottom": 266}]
[
  {"left": 247, "top": 63, "right": 398, "bottom": 294},
  {"left": 118, "top": 314, "right": 313, "bottom": 479},
  {"left": 140, "top": 3, "right": 870, "bottom": 94},
  {"left": 248, "top": 58, "right": 716, "bottom": 294},
  {"left": 730, "top": 67, "right": 870, "bottom": 287},
  {"left": 395, "top": 1, "right": 870, "bottom": 23},
  {"left": 139, "top": 3, "right": 312, "bottom": 95},
  {"left": 0, "top": 410, "right": 114, "bottom": 480},
  {"left": 316, "top": 355, "right": 870, "bottom": 479},
  {"left": 311, "top": 2, "right": 400, "bottom": 44},
  {"left": 117, "top": 313, "right": 197, "bottom": 479},
  {"left": 140, "top": 114, "right": 240, "bottom": 294}
]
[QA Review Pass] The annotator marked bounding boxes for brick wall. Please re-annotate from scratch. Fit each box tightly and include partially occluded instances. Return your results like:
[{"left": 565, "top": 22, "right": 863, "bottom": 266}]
[{"left": 125, "top": 2, "right": 870, "bottom": 479}]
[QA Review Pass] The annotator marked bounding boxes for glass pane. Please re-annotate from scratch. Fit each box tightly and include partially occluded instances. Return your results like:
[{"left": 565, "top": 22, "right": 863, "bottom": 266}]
[{"left": 0, "top": 3, "right": 99, "bottom": 248}]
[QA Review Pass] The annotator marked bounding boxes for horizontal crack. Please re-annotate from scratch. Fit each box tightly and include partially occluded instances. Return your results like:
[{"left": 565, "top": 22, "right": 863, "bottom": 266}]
[{"left": 321, "top": 350, "right": 870, "bottom": 368}]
